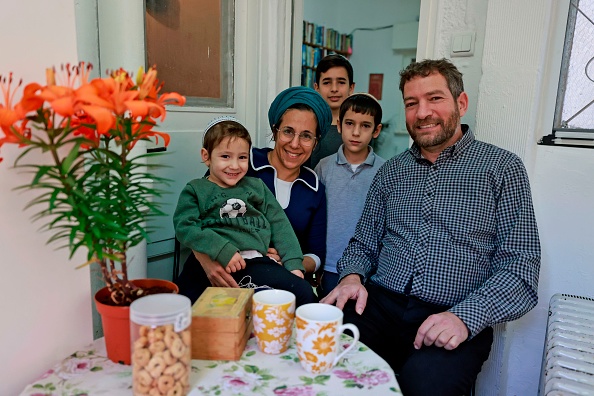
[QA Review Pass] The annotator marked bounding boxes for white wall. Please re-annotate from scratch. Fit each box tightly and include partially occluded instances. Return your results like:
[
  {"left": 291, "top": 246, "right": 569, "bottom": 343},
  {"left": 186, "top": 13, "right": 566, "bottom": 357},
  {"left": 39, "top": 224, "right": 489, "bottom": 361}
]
[
  {"left": 303, "top": 0, "right": 421, "bottom": 159},
  {"left": 421, "top": 0, "right": 590, "bottom": 394},
  {"left": 0, "top": 1, "right": 93, "bottom": 394}
]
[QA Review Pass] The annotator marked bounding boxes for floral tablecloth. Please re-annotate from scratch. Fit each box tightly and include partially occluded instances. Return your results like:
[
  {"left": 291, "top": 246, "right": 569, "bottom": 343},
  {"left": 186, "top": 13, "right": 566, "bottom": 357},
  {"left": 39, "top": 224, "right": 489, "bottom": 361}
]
[{"left": 20, "top": 333, "right": 401, "bottom": 396}]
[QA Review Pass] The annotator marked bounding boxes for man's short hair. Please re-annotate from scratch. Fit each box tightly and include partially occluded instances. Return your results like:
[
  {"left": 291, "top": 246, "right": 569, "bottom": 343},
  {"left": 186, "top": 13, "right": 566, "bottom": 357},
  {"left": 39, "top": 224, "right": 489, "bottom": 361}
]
[
  {"left": 339, "top": 93, "right": 382, "bottom": 128},
  {"left": 315, "top": 54, "right": 354, "bottom": 86},
  {"left": 399, "top": 58, "right": 464, "bottom": 99}
]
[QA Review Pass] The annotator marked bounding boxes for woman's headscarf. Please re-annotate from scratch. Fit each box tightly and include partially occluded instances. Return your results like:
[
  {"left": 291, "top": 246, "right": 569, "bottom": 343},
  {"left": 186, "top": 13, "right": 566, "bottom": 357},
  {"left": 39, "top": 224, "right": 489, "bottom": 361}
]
[{"left": 267, "top": 86, "right": 332, "bottom": 140}]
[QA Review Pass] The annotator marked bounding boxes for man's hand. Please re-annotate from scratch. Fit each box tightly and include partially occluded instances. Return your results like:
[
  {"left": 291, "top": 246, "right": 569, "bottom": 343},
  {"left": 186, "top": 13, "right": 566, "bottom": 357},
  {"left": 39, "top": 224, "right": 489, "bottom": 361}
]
[
  {"left": 193, "top": 251, "right": 239, "bottom": 288},
  {"left": 320, "top": 274, "right": 367, "bottom": 313},
  {"left": 414, "top": 312, "right": 469, "bottom": 350},
  {"left": 290, "top": 269, "right": 305, "bottom": 279},
  {"left": 226, "top": 252, "right": 246, "bottom": 274}
]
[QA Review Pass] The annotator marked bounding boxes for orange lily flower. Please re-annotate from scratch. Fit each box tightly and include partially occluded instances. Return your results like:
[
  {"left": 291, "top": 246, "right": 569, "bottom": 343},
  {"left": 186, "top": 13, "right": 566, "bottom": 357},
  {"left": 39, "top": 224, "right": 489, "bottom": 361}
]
[
  {"left": 78, "top": 104, "right": 115, "bottom": 135},
  {"left": 132, "top": 121, "right": 171, "bottom": 148},
  {"left": 38, "top": 64, "right": 92, "bottom": 118},
  {"left": 75, "top": 83, "right": 114, "bottom": 109},
  {"left": 158, "top": 92, "right": 186, "bottom": 107},
  {"left": 125, "top": 99, "right": 165, "bottom": 120},
  {"left": 136, "top": 66, "right": 186, "bottom": 120},
  {"left": 92, "top": 77, "right": 139, "bottom": 116},
  {"left": 17, "top": 82, "right": 45, "bottom": 115},
  {"left": 1, "top": 74, "right": 35, "bottom": 160},
  {"left": 2, "top": 63, "right": 183, "bottom": 161},
  {"left": 1, "top": 73, "right": 22, "bottom": 129}
]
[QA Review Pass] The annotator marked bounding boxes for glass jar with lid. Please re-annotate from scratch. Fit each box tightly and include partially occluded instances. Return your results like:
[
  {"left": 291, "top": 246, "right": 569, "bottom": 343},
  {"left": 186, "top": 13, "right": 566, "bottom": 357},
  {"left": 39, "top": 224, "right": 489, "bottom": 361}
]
[{"left": 130, "top": 293, "right": 192, "bottom": 396}]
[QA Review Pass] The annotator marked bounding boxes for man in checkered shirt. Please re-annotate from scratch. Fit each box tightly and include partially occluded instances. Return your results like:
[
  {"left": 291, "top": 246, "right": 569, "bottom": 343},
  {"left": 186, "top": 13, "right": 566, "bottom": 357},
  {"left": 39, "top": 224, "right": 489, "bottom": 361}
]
[{"left": 321, "top": 58, "right": 540, "bottom": 395}]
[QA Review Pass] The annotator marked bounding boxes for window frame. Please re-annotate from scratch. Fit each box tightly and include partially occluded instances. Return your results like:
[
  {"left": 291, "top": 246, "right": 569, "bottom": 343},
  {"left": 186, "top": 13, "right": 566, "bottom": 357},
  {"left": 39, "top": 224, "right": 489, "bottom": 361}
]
[
  {"left": 540, "top": 0, "right": 594, "bottom": 148},
  {"left": 144, "top": 0, "right": 235, "bottom": 109}
]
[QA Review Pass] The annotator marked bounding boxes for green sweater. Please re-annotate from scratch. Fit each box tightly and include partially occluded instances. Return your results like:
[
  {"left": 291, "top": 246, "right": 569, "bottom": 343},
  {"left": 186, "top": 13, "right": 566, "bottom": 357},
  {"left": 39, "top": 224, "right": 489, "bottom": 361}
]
[{"left": 174, "top": 176, "right": 304, "bottom": 272}]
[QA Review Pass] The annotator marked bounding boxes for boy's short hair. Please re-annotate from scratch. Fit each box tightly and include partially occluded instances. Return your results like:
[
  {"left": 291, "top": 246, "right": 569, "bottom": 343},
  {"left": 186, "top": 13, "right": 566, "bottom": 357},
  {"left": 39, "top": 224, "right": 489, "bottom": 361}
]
[
  {"left": 339, "top": 93, "right": 382, "bottom": 128},
  {"left": 203, "top": 119, "right": 251, "bottom": 156},
  {"left": 315, "top": 54, "right": 354, "bottom": 86},
  {"left": 399, "top": 58, "right": 464, "bottom": 99}
]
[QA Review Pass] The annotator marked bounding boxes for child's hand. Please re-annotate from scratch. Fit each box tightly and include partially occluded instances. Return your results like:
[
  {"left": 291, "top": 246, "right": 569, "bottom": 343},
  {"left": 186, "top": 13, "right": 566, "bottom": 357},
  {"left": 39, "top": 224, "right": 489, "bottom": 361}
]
[
  {"left": 266, "top": 247, "right": 282, "bottom": 265},
  {"left": 226, "top": 252, "right": 246, "bottom": 274},
  {"left": 290, "top": 269, "right": 304, "bottom": 279}
]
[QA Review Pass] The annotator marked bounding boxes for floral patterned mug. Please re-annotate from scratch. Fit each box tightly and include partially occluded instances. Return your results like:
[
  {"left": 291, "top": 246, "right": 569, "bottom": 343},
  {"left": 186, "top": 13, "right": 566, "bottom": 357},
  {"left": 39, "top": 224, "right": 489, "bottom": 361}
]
[
  {"left": 296, "top": 303, "right": 360, "bottom": 374},
  {"left": 252, "top": 290, "right": 296, "bottom": 354}
]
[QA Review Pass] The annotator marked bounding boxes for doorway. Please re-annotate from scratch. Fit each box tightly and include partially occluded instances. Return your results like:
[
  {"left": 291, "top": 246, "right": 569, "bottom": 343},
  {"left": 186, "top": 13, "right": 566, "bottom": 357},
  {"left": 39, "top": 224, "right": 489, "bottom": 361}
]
[
  {"left": 78, "top": 0, "right": 297, "bottom": 338},
  {"left": 297, "top": 0, "right": 421, "bottom": 160}
]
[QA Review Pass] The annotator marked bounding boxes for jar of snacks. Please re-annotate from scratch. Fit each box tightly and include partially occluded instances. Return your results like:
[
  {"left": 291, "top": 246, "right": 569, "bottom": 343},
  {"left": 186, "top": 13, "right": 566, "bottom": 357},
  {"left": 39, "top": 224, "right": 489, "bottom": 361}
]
[{"left": 130, "top": 294, "right": 192, "bottom": 396}]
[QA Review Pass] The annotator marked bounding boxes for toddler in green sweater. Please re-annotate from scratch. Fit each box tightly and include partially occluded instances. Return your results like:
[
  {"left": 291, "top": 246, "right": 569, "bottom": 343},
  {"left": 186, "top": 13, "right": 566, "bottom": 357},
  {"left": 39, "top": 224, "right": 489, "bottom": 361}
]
[{"left": 174, "top": 117, "right": 316, "bottom": 305}]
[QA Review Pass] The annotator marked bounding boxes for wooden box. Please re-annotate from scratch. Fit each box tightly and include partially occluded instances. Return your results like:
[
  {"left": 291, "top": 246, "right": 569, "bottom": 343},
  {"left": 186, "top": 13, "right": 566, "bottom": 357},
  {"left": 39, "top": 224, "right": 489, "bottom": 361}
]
[{"left": 191, "top": 287, "right": 253, "bottom": 361}]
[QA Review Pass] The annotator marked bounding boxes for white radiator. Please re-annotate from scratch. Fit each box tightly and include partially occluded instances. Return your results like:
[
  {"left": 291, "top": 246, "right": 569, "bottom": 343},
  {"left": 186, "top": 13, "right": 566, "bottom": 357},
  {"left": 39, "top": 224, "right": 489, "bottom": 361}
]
[{"left": 539, "top": 293, "right": 594, "bottom": 395}]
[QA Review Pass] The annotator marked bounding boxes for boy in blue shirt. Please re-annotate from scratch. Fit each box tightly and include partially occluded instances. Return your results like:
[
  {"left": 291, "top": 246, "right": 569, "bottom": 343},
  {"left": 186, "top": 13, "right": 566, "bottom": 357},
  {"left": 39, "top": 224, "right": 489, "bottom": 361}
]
[{"left": 314, "top": 93, "right": 385, "bottom": 297}]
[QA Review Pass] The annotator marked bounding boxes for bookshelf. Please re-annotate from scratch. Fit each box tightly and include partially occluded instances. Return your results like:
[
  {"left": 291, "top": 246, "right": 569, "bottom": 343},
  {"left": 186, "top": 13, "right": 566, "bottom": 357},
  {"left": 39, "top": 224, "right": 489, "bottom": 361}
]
[{"left": 301, "top": 20, "right": 353, "bottom": 88}]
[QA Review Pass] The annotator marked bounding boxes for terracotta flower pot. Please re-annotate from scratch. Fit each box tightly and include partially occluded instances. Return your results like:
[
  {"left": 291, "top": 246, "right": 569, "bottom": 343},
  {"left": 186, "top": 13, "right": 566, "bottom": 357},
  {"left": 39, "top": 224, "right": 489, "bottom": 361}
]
[{"left": 94, "top": 278, "right": 179, "bottom": 364}]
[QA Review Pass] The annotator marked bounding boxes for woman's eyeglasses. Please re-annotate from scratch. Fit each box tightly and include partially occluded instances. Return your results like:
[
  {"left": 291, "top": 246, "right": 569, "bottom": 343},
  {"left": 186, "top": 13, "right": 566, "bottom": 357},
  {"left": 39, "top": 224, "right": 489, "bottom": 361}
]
[{"left": 276, "top": 128, "right": 317, "bottom": 147}]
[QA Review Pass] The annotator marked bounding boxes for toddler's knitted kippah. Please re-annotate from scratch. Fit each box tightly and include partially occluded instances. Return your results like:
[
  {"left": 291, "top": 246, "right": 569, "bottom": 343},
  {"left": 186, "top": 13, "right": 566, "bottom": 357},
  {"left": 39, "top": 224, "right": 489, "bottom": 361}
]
[{"left": 204, "top": 115, "right": 242, "bottom": 133}]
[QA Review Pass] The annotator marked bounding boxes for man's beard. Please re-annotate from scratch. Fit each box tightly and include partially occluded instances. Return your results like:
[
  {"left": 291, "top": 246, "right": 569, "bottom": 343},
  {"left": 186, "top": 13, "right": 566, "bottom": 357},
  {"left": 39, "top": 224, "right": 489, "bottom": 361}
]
[{"left": 406, "top": 106, "right": 460, "bottom": 148}]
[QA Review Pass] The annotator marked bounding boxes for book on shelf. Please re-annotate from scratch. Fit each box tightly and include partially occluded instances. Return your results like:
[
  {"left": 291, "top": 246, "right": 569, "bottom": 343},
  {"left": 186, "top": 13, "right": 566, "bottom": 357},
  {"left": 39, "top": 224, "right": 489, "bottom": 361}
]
[
  {"left": 301, "top": 20, "right": 353, "bottom": 88},
  {"left": 301, "top": 68, "right": 315, "bottom": 88},
  {"left": 302, "top": 20, "right": 353, "bottom": 55}
]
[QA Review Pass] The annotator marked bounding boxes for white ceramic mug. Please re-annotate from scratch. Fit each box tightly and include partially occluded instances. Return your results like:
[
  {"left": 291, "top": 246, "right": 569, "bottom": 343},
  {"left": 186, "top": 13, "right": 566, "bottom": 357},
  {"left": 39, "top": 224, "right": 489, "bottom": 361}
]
[
  {"left": 252, "top": 290, "right": 296, "bottom": 354},
  {"left": 295, "top": 303, "right": 360, "bottom": 374}
]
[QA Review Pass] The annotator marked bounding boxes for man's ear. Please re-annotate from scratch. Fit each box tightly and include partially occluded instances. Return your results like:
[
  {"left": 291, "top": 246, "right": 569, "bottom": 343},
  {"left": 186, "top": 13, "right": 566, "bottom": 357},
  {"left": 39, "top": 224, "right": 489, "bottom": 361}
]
[
  {"left": 348, "top": 83, "right": 355, "bottom": 96},
  {"left": 337, "top": 120, "right": 342, "bottom": 134},
  {"left": 200, "top": 148, "right": 210, "bottom": 165},
  {"left": 373, "top": 123, "right": 382, "bottom": 139},
  {"left": 314, "top": 82, "right": 320, "bottom": 92},
  {"left": 457, "top": 92, "right": 469, "bottom": 118}
]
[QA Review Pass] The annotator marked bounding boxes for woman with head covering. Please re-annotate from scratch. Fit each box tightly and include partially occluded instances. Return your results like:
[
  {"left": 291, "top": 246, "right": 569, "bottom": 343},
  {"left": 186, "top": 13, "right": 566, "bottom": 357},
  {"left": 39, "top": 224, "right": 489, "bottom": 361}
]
[
  {"left": 249, "top": 86, "right": 331, "bottom": 276},
  {"left": 179, "top": 87, "right": 331, "bottom": 296}
]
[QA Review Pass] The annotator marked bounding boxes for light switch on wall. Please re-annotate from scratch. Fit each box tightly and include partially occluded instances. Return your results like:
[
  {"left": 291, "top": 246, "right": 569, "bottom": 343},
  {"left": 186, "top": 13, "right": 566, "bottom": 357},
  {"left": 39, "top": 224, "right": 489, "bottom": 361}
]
[{"left": 451, "top": 32, "right": 475, "bottom": 57}]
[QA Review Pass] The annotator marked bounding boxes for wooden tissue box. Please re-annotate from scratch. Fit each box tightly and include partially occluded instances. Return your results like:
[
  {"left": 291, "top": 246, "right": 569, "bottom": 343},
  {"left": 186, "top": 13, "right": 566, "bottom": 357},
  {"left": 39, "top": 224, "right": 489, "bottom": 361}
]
[{"left": 191, "top": 287, "right": 253, "bottom": 361}]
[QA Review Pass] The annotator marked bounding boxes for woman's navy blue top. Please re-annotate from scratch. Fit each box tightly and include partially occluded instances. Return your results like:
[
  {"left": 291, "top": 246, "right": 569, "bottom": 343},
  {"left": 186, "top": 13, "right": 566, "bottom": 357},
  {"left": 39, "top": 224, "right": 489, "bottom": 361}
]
[{"left": 248, "top": 147, "right": 327, "bottom": 267}]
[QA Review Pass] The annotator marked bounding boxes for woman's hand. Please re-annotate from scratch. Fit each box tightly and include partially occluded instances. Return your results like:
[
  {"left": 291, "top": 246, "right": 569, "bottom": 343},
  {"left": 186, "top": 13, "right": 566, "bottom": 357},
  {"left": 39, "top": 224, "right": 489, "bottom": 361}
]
[
  {"left": 226, "top": 252, "right": 247, "bottom": 273},
  {"left": 290, "top": 269, "right": 305, "bottom": 279},
  {"left": 193, "top": 251, "right": 239, "bottom": 288},
  {"left": 266, "top": 247, "right": 282, "bottom": 265}
]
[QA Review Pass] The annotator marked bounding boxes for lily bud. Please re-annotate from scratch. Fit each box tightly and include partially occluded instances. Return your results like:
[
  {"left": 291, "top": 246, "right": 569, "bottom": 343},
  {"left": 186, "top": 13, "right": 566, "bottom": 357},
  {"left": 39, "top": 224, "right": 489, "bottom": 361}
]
[
  {"left": 136, "top": 66, "right": 145, "bottom": 86},
  {"left": 46, "top": 67, "right": 56, "bottom": 86}
]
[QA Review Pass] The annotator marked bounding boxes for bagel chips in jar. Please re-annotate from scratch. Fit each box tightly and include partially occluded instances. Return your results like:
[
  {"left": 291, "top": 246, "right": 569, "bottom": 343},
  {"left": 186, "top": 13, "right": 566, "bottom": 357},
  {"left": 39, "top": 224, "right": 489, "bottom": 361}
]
[{"left": 130, "top": 294, "right": 192, "bottom": 396}]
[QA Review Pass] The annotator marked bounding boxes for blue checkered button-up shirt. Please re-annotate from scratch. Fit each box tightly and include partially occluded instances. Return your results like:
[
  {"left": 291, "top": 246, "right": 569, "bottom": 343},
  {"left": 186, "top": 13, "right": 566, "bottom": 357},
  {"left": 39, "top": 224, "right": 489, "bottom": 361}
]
[{"left": 337, "top": 126, "right": 541, "bottom": 337}]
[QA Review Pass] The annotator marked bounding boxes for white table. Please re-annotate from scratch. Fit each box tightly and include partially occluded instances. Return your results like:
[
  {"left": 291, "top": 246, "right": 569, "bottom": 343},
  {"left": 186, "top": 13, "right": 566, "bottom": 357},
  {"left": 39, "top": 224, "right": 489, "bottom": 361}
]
[{"left": 20, "top": 333, "right": 401, "bottom": 395}]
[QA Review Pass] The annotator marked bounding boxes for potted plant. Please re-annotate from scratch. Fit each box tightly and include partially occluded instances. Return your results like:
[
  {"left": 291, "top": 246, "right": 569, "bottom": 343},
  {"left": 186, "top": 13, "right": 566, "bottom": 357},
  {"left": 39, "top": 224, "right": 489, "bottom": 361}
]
[{"left": 0, "top": 63, "right": 186, "bottom": 363}]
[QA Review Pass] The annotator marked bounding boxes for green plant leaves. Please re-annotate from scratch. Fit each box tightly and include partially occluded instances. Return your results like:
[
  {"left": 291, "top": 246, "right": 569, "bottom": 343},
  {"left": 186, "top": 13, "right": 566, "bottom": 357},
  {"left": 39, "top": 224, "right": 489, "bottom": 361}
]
[{"left": 14, "top": 128, "right": 171, "bottom": 266}]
